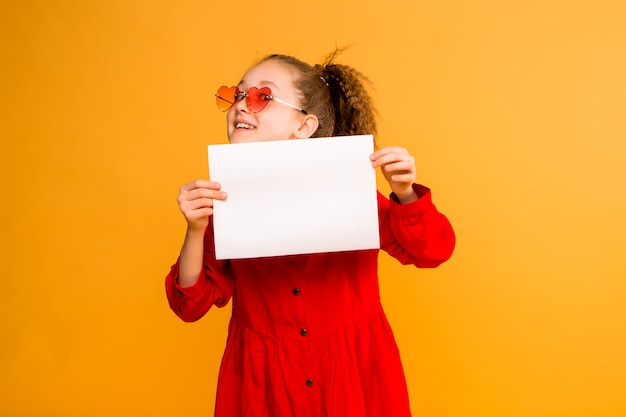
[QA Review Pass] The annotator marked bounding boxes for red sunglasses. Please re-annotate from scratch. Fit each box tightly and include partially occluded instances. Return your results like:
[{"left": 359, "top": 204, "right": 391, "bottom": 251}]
[{"left": 215, "top": 86, "right": 307, "bottom": 114}]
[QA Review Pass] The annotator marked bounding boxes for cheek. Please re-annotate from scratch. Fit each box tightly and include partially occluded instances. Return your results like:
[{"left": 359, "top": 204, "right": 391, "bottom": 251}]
[
  {"left": 259, "top": 111, "right": 299, "bottom": 131},
  {"left": 226, "top": 108, "right": 236, "bottom": 123}
]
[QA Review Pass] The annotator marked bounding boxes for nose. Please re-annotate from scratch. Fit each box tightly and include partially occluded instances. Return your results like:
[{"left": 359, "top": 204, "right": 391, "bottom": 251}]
[{"left": 233, "top": 93, "right": 249, "bottom": 113}]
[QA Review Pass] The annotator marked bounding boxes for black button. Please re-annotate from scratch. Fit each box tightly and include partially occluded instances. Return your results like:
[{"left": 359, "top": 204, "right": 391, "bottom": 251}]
[
  {"left": 306, "top": 379, "right": 313, "bottom": 387},
  {"left": 300, "top": 328, "right": 308, "bottom": 337},
  {"left": 292, "top": 288, "right": 300, "bottom": 296}
]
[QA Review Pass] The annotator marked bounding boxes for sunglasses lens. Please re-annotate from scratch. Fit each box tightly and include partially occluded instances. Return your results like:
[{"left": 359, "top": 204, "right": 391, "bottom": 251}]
[
  {"left": 216, "top": 86, "right": 237, "bottom": 111},
  {"left": 247, "top": 87, "right": 271, "bottom": 113}
]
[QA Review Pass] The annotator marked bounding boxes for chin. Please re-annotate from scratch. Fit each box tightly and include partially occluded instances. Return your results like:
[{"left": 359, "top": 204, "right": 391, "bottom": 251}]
[
  {"left": 228, "top": 136, "right": 254, "bottom": 144},
  {"left": 228, "top": 131, "right": 253, "bottom": 144}
]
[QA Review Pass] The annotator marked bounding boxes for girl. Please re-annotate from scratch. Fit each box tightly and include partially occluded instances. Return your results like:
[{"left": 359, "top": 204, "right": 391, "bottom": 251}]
[{"left": 166, "top": 50, "right": 455, "bottom": 417}]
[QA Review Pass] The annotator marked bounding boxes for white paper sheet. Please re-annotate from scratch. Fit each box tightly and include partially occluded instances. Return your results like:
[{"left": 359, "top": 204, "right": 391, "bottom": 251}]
[{"left": 207, "top": 135, "right": 380, "bottom": 259}]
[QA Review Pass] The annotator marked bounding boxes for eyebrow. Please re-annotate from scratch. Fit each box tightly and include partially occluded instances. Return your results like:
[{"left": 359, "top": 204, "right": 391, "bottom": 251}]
[{"left": 238, "top": 80, "right": 281, "bottom": 91}]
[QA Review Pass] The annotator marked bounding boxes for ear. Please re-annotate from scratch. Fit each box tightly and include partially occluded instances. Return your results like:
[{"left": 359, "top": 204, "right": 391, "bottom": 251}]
[{"left": 292, "top": 114, "right": 319, "bottom": 139}]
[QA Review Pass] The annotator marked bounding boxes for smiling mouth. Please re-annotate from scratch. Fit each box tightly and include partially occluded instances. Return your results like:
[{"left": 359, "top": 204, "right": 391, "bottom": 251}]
[{"left": 235, "top": 122, "right": 255, "bottom": 130}]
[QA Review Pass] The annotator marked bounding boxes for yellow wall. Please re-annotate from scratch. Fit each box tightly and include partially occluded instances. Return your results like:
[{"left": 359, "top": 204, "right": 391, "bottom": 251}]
[{"left": 2, "top": 1, "right": 625, "bottom": 416}]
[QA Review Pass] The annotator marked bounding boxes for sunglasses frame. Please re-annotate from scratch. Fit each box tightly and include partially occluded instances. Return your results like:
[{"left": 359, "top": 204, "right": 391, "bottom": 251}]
[{"left": 215, "top": 86, "right": 307, "bottom": 114}]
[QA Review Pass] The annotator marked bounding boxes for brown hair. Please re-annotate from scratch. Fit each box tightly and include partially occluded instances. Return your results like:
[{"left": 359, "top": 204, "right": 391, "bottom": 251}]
[{"left": 257, "top": 49, "right": 378, "bottom": 139}]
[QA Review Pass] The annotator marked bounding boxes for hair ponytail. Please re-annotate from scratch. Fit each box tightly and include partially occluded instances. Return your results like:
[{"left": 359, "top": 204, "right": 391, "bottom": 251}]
[{"left": 318, "top": 52, "right": 378, "bottom": 137}]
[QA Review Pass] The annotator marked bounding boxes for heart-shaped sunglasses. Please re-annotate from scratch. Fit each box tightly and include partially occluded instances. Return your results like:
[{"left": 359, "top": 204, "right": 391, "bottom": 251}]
[{"left": 215, "top": 86, "right": 307, "bottom": 114}]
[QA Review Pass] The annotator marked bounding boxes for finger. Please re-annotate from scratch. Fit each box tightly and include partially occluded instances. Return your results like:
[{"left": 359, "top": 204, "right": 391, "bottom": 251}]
[
  {"left": 373, "top": 153, "right": 415, "bottom": 171},
  {"left": 382, "top": 160, "right": 415, "bottom": 173},
  {"left": 181, "top": 197, "right": 216, "bottom": 211},
  {"left": 183, "top": 207, "right": 214, "bottom": 223},
  {"left": 179, "top": 188, "right": 227, "bottom": 205},
  {"left": 370, "top": 147, "right": 408, "bottom": 161},
  {"left": 188, "top": 188, "right": 227, "bottom": 201},
  {"left": 371, "top": 152, "right": 413, "bottom": 168},
  {"left": 180, "top": 179, "right": 222, "bottom": 192},
  {"left": 180, "top": 203, "right": 216, "bottom": 222}
]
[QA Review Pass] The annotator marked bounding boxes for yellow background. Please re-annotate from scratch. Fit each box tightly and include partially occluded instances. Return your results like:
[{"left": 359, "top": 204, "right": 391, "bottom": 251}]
[{"left": 2, "top": 0, "right": 625, "bottom": 416}]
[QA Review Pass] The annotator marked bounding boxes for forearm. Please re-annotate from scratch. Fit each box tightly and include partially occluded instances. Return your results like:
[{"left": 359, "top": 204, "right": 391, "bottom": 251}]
[{"left": 177, "top": 227, "right": 206, "bottom": 287}]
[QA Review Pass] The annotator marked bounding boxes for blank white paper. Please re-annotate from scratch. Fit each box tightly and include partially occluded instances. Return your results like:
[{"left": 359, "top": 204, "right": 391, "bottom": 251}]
[{"left": 208, "top": 134, "right": 380, "bottom": 259}]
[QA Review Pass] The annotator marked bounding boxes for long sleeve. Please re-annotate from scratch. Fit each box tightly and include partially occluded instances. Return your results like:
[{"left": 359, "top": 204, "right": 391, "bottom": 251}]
[
  {"left": 378, "top": 183, "right": 455, "bottom": 267},
  {"left": 165, "top": 219, "right": 235, "bottom": 322}
]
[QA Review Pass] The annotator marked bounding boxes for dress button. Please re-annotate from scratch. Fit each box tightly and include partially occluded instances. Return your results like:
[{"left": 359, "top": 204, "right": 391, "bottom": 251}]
[
  {"left": 306, "top": 379, "right": 314, "bottom": 387},
  {"left": 300, "top": 328, "right": 308, "bottom": 337},
  {"left": 292, "top": 287, "right": 300, "bottom": 295}
]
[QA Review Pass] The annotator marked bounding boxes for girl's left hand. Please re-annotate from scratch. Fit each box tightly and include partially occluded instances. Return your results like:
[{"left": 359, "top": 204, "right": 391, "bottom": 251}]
[{"left": 370, "top": 146, "right": 418, "bottom": 204}]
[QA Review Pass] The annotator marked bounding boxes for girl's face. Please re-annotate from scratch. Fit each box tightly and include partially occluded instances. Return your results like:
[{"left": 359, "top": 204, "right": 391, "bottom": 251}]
[{"left": 226, "top": 60, "right": 310, "bottom": 144}]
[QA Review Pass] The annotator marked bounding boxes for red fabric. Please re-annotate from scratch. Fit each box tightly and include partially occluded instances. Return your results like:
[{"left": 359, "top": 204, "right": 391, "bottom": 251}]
[{"left": 166, "top": 185, "right": 455, "bottom": 417}]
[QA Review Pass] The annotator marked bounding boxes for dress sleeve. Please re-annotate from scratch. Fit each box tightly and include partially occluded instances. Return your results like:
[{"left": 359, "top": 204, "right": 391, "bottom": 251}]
[
  {"left": 165, "top": 218, "right": 235, "bottom": 322},
  {"left": 378, "top": 184, "right": 456, "bottom": 268}
]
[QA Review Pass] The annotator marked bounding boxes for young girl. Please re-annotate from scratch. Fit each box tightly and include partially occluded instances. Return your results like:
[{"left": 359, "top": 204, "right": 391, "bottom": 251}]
[{"left": 166, "top": 51, "right": 455, "bottom": 417}]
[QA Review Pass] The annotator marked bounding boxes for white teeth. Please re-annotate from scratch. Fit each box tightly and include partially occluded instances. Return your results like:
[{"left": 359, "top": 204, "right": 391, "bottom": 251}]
[{"left": 236, "top": 123, "right": 255, "bottom": 129}]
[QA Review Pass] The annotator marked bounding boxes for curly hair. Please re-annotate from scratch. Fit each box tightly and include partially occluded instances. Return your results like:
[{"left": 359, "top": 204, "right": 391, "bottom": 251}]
[{"left": 257, "top": 49, "right": 378, "bottom": 140}]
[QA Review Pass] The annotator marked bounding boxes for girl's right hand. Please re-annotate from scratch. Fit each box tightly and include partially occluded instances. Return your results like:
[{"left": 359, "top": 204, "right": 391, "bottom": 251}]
[{"left": 177, "top": 180, "right": 227, "bottom": 232}]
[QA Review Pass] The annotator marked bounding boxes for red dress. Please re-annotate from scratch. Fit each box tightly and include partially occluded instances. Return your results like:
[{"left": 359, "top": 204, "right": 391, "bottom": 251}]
[{"left": 166, "top": 184, "right": 455, "bottom": 417}]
